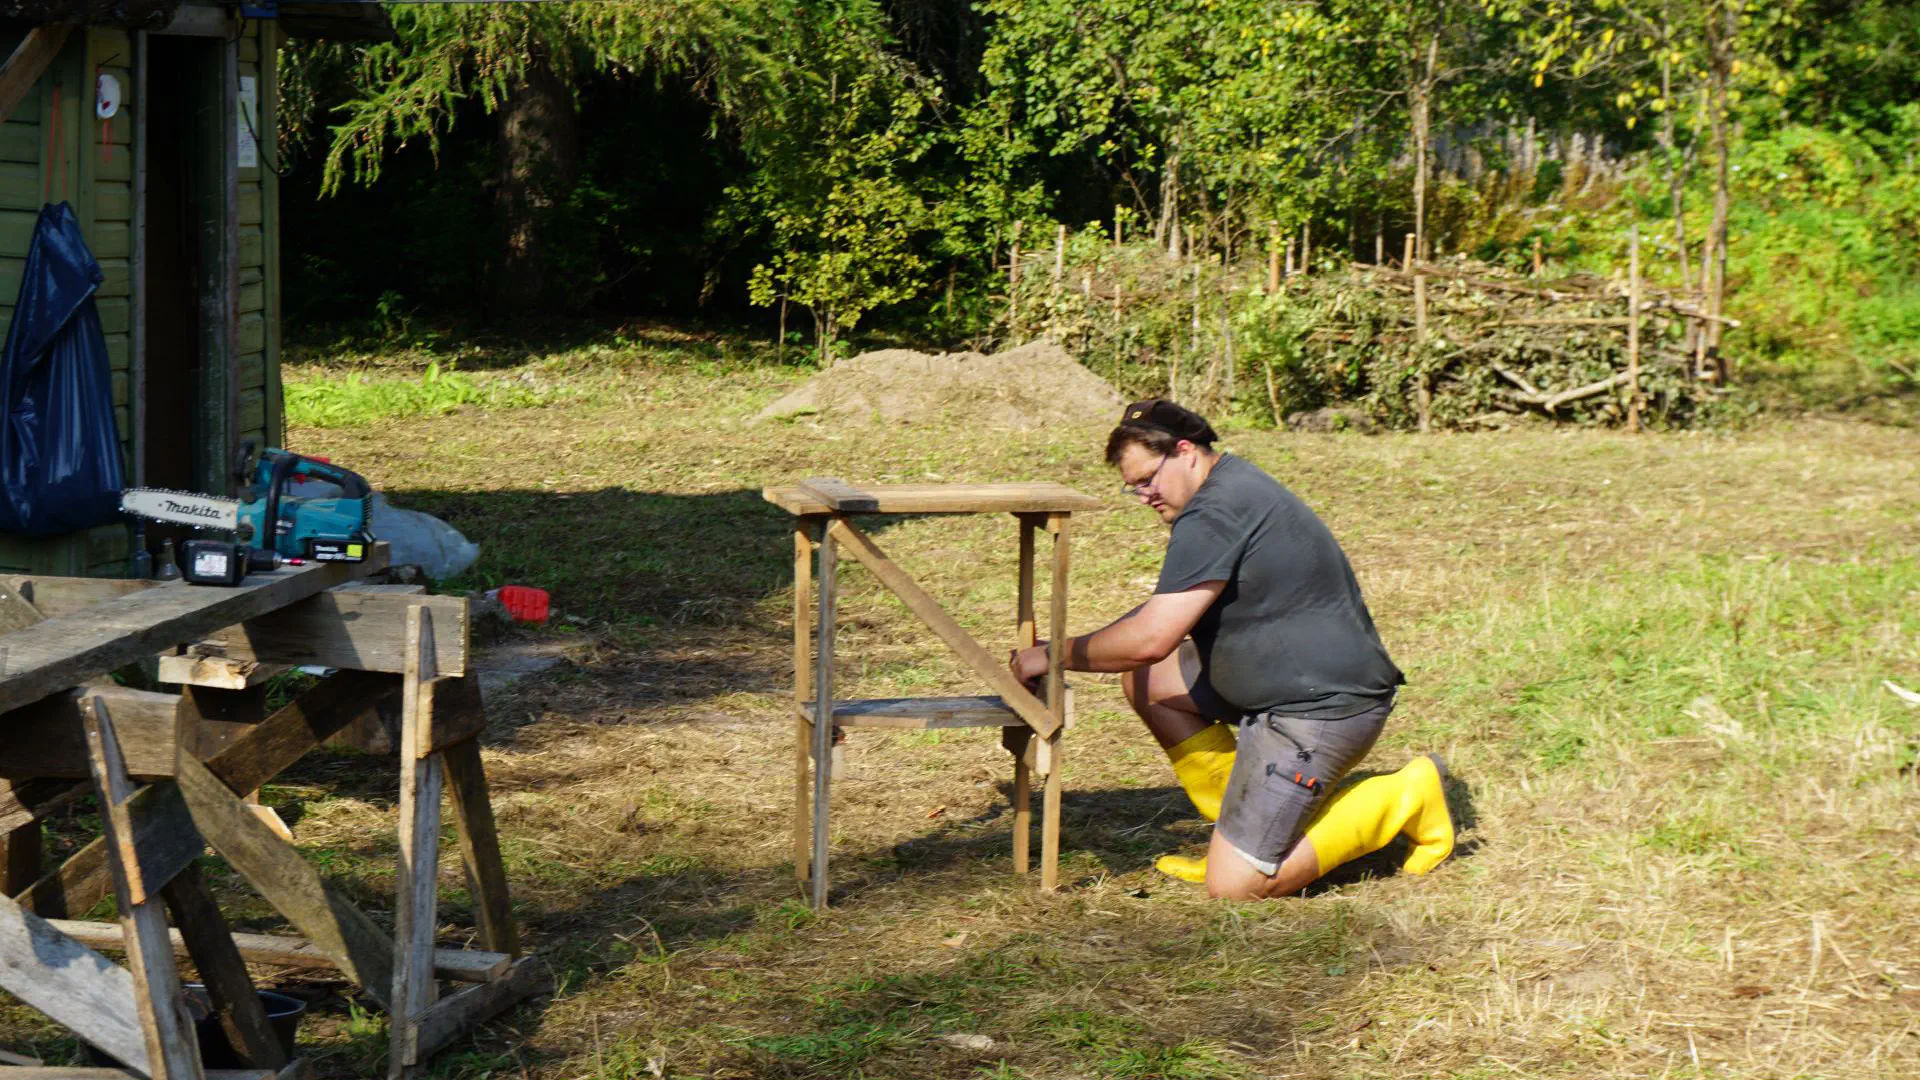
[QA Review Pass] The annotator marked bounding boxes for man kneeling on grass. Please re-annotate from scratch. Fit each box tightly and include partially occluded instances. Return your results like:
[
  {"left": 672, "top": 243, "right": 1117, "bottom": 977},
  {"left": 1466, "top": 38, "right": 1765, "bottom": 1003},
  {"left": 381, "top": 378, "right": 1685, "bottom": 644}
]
[{"left": 1009, "top": 399, "right": 1453, "bottom": 900}]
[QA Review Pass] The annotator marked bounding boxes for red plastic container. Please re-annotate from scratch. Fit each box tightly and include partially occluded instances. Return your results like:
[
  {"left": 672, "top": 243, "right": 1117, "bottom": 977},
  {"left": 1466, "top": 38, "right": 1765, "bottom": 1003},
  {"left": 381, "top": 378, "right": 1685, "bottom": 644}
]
[{"left": 494, "top": 585, "right": 550, "bottom": 624}]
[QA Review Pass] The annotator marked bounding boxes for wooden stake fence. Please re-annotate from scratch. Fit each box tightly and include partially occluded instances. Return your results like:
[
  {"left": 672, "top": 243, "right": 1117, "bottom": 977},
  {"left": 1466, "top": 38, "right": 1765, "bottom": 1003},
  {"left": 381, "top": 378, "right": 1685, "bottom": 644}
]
[{"left": 1628, "top": 225, "right": 1642, "bottom": 432}]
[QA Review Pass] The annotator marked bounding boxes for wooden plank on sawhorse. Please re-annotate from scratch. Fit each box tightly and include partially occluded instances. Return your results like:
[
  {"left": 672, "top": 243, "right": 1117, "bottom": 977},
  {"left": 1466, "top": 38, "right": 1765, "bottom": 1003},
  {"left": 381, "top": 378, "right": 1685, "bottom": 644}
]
[
  {"left": 0, "top": 544, "right": 390, "bottom": 716},
  {"left": 796, "top": 477, "right": 880, "bottom": 512},
  {"left": 765, "top": 482, "right": 1102, "bottom": 516}
]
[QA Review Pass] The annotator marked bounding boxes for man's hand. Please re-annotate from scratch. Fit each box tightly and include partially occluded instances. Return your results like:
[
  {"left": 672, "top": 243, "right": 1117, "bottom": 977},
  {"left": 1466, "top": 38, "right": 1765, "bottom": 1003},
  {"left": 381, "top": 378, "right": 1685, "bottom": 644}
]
[{"left": 1008, "top": 642, "right": 1051, "bottom": 692}]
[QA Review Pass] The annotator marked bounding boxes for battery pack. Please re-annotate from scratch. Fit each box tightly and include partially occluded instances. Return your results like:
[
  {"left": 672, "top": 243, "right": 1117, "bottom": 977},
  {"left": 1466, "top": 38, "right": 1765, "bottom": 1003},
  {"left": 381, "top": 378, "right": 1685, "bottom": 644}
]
[{"left": 182, "top": 541, "right": 282, "bottom": 586}]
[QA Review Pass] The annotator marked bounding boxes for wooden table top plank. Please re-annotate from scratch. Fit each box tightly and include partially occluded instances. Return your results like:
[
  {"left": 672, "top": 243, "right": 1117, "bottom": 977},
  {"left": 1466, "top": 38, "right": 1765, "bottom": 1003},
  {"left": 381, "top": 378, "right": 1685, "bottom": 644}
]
[
  {"left": 764, "top": 482, "right": 1101, "bottom": 516},
  {"left": 0, "top": 546, "right": 390, "bottom": 717}
]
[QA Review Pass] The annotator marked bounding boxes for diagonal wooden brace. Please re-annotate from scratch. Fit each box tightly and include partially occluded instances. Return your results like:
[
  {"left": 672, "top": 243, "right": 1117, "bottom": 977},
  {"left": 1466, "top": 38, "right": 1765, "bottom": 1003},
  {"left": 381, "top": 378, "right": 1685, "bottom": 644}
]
[{"left": 826, "top": 518, "right": 1061, "bottom": 738}]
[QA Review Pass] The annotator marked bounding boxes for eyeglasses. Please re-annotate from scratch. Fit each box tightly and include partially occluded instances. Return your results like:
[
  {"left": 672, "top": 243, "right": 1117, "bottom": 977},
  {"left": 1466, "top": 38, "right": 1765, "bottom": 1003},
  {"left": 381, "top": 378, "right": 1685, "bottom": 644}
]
[{"left": 1120, "top": 455, "right": 1173, "bottom": 498}]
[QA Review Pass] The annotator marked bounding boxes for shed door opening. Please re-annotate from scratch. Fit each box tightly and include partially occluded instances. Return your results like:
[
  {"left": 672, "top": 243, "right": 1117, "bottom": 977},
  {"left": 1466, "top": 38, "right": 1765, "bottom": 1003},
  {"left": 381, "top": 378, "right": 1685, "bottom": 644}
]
[{"left": 141, "top": 35, "right": 228, "bottom": 504}]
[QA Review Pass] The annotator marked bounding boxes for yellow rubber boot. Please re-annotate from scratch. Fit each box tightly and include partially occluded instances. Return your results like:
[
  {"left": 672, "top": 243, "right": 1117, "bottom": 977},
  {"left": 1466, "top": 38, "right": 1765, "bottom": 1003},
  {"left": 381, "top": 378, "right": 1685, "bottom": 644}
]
[
  {"left": 1303, "top": 754, "right": 1454, "bottom": 876},
  {"left": 1153, "top": 724, "right": 1237, "bottom": 883}
]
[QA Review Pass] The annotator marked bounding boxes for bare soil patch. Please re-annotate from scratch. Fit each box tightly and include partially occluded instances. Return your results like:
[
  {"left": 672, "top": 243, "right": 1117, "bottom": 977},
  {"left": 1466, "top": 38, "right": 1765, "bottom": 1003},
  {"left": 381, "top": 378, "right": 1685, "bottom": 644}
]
[{"left": 754, "top": 341, "right": 1124, "bottom": 429}]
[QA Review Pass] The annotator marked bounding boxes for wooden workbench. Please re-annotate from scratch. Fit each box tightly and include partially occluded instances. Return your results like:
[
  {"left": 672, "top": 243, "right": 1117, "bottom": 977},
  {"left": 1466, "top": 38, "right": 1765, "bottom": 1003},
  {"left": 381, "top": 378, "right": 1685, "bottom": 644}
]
[
  {"left": 764, "top": 480, "right": 1100, "bottom": 907},
  {"left": 0, "top": 549, "right": 536, "bottom": 1079}
]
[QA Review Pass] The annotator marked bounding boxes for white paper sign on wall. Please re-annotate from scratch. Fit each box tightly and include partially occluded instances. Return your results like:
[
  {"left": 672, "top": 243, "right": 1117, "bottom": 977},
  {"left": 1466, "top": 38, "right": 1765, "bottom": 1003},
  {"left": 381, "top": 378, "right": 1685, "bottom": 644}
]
[{"left": 237, "top": 75, "right": 258, "bottom": 168}]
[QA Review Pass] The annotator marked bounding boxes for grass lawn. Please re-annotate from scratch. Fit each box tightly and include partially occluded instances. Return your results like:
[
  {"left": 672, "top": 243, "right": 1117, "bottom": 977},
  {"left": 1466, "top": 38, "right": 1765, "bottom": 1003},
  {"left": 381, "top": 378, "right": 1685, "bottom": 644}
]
[{"left": 6, "top": 328, "right": 1917, "bottom": 1078}]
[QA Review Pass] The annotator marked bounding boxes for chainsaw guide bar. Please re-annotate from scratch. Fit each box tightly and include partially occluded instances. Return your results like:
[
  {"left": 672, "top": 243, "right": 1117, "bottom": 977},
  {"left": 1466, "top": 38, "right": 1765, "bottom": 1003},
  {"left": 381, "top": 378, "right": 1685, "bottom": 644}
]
[{"left": 121, "top": 487, "right": 242, "bottom": 532}]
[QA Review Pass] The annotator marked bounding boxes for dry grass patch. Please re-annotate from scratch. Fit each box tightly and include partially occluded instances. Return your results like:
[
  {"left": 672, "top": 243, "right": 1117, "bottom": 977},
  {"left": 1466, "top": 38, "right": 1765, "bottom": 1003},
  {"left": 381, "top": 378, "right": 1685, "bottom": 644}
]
[{"left": 5, "top": 347, "right": 1916, "bottom": 1078}]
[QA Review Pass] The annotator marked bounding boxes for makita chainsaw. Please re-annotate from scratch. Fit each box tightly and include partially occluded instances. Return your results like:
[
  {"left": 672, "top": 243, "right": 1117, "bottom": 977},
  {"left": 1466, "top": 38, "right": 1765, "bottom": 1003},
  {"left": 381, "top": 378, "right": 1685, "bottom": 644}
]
[{"left": 121, "top": 448, "right": 376, "bottom": 564}]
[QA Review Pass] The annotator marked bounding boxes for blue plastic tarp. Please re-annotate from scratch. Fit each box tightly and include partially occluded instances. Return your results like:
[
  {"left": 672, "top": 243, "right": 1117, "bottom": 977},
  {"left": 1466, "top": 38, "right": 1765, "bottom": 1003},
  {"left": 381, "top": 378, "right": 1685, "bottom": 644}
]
[{"left": 0, "top": 202, "right": 125, "bottom": 538}]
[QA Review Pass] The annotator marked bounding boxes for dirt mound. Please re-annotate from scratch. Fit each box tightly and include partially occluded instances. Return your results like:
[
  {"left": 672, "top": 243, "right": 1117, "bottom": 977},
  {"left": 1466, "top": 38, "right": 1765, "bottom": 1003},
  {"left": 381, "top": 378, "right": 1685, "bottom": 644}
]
[{"left": 755, "top": 341, "right": 1124, "bottom": 429}]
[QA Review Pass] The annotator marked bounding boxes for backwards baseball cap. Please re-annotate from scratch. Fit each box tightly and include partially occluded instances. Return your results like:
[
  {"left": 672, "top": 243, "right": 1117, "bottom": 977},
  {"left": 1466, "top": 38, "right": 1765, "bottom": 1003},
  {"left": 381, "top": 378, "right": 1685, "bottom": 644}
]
[{"left": 1117, "top": 399, "right": 1218, "bottom": 445}]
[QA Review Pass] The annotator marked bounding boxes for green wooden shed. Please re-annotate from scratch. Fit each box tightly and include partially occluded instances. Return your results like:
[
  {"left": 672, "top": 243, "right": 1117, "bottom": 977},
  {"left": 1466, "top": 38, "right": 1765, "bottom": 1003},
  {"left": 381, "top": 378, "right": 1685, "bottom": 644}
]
[{"left": 0, "top": 0, "right": 386, "bottom": 577}]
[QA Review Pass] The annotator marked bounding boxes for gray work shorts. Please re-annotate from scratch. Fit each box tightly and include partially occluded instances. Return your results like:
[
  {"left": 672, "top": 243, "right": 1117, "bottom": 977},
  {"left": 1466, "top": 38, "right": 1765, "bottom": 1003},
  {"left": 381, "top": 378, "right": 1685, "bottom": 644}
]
[{"left": 1209, "top": 695, "right": 1393, "bottom": 875}]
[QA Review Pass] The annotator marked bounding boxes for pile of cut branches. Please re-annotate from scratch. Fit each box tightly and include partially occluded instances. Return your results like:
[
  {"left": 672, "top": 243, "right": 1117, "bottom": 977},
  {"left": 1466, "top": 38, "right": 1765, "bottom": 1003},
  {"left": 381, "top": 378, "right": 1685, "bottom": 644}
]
[{"left": 1251, "top": 257, "right": 1731, "bottom": 430}]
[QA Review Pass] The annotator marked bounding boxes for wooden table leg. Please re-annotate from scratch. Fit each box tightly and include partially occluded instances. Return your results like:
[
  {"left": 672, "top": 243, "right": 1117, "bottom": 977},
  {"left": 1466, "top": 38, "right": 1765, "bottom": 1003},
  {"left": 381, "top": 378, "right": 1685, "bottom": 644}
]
[
  {"left": 793, "top": 524, "right": 813, "bottom": 886},
  {"left": 1011, "top": 514, "right": 1040, "bottom": 875},
  {"left": 1003, "top": 727, "right": 1032, "bottom": 874},
  {"left": 1042, "top": 513, "right": 1071, "bottom": 892},
  {"left": 810, "top": 523, "right": 837, "bottom": 909}
]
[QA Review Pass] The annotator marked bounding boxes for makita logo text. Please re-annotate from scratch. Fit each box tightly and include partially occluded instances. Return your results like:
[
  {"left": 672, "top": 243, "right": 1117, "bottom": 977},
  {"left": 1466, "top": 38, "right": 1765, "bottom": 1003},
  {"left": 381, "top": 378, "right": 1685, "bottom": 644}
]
[{"left": 163, "top": 499, "right": 226, "bottom": 519}]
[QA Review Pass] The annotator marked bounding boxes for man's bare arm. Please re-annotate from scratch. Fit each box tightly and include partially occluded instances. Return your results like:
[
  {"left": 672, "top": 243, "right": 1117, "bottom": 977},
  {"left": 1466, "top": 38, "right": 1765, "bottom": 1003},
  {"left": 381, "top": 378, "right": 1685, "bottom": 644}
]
[{"left": 1012, "top": 583, "right": 1223, "bottom": 681}]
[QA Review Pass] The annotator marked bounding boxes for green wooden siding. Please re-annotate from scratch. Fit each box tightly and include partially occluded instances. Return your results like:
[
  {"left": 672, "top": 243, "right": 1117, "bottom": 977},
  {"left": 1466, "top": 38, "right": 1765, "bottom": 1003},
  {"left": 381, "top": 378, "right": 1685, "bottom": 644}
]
[{"left": 0, "top": 24, "right": 283, "bottom": 576}]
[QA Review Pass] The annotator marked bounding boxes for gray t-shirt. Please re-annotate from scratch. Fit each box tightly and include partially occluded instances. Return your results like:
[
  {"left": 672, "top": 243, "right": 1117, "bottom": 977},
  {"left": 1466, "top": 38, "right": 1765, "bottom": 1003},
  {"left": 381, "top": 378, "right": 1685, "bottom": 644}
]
[{"left": 1155, "top": 453, "right": 1403, "bottom": 718}]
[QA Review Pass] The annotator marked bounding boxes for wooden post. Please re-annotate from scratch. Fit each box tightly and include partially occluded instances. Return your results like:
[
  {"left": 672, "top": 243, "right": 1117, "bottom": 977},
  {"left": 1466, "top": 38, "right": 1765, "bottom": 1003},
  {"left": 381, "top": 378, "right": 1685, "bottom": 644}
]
[
  {"left": 1, "top": 821, "right": 39, "bottom": 897},
  {"left": 809, "top": 525, "right": 836, "bottom": 908},
  {"left": 1627, "top": 225, "right": 1642, "bottom": 432},
  {"left": 1284, "top": 238, "right": 1295, "bottom": 278},
  {"left": 1008, "top": 221, "right": 1023, "bottom": 338},
  {"left": 1532, "top": 235, "right": 1543, "bottom": 277},
  {"left": 1409, "top": 233, "right": 1432, "bottom": 433},
  {"left": 83, "top": 698, "right": 204, "bottom": 1080},
  {"left": 1053, "top": 224, "right": 1066, "bottom": 288},
  {"left": 1267, "top": 225, "right": 1280, "bottom": 293},
  {"left": 1011, "top": 515, "right": 1039, "bottom": 874},
  {"left": 391, "top": 606, "right": 443, "bottom": 1078},
  {"left": 1300, "top": 221, "right": 1311, "bottom": 276},
  {"left": 1113, "top": 206, "right": 1122, "bottom": 247},
  {"left": 1041, "top": 514, "right": 1069, "bottom": 893},
  {"left": 1375, "top": 225, "right": 1384, "bottom": 266},
  {"left": 792, "top": 524, "right": 812, "bottom": 885}
]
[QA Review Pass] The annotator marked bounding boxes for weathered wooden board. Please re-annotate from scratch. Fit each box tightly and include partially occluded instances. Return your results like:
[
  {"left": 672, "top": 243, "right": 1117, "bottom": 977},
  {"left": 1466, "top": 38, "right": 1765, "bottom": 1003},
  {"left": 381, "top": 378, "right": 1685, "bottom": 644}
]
[
  {"left": 157, "top": 653, "right": 289, "bottom": 690},
  {"left": 441, "top": 736, "right": 517, "bottom": 957},
  {"left": 18, "top": 673, "right": 400, "bottom": 920},
  {"left": 808, "top": 696, "right": 1024, "bottom": 729},
  {"left": 159, "top": 864, "right": 288, "bottom": 1070},
  {"left": 176, "top": 753, "right": 396, "bottom": 1007},
  {"left": 44, "top": 920, "right": 512, "bottom": 984},
  {"left": 0, "top": 24, "right": 71, "bottom": 127},
  {"left": 0, "top": 1072, "right": 288, "bottom": 1080},
  {"left": 795, "top": 477, "right": 880, "bottom": 512},
  {"left": 0, "top": 895, "right": 150, "bottom": 1073},
  {"left": 0, "top": 579, "right": 44, "bottom": 634},
  {"left": 0, "top": 686, "right": 206, "bottom": 780},
  {"left": 0, "top": 779, "right": 87, "bottom": 834},
  {"left": 390, "top": 607, "right": 442, "bottom": 1075},
  {"left": 193, "top": 590, "right": 468, "bottom": 677},
  {"left": 0, "top": 545, "right": 389, "bottom": 716},
  {"left": 0, "top": 1068, "right": 291, "bottom": 1076},
  {"left": 406, "top": 956, "right": 542, "bottom": 1066},
  {"left": 764, "top": 482, "right": 1100, "bottom": 516},
  {"left": 82, "top": 699, "right": 204, "bottom": 1079},
  {"left": 1, "top": 576, "right": 156, "bottom": 618}
]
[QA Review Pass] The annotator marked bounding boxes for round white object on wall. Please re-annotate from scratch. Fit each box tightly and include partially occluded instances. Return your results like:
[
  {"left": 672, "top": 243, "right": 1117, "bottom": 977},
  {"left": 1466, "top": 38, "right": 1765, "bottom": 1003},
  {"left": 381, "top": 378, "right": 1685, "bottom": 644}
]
[{"left": 95, "top": 72, "right": 122, "bottom": 120}]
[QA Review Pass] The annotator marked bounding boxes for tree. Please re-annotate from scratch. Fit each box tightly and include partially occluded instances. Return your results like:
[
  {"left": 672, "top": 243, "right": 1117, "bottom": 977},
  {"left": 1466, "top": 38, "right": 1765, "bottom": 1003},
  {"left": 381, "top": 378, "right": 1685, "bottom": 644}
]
[
  {"left": 733, "top": 26, "right": 936, "bottom": 365},
  {"left": 292, "top": 0, "right": 888, "bottom": 312}
]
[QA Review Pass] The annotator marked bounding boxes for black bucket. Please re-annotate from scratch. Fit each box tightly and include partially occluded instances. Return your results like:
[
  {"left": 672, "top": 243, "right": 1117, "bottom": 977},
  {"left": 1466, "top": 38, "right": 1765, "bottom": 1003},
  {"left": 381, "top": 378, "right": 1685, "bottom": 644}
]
[{"left": 85, "top": 986, "right": 305, "bottom": 1069}]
